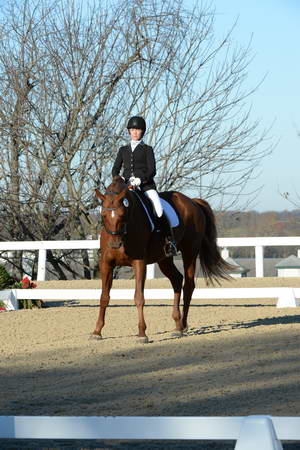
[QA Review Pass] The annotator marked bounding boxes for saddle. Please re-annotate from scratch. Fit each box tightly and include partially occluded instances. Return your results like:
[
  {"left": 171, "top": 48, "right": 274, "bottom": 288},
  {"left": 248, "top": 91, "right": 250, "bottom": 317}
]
[
  {"left": 131, "top": 190, "right": 179, "bottom": 256},
  {"left": 132, "top": 190, "right": 178, "bottom": 230}
]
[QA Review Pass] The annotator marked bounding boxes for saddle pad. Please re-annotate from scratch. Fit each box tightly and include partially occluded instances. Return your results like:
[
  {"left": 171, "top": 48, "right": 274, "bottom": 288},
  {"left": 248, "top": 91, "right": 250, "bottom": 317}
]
[
  {"left": 160, "top": 197, "right": 179, "bottom": 228},
  {"left": 132, "top": 191, "right": 179, "bottom": 230}
]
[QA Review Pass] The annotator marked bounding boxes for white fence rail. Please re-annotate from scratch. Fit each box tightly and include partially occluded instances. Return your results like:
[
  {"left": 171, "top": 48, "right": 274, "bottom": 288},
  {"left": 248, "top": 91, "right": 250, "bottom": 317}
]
[
  {"left": 0, "top": 239, "right": 100, "bottom": 281},
  {"left": 1, "top": 287, "right": 299, "bottom": 310},
  {"left": 0, "top": 415, "right": 300, "bottom": 449},
  {"left": 218, "top": 236, "right": 300, "bottom": 278},
  {"left": 1, "top": 236, "right": 300, "bottom": 280}
]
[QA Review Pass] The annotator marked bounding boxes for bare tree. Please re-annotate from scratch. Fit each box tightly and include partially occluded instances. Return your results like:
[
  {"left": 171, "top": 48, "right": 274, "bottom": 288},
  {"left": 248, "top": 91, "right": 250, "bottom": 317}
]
[
  {"left": 0, "top": 0, "right": 272, "bottom": 278},
  {"left": 279, "top": 125, "right": 300, "bottom": 210}
]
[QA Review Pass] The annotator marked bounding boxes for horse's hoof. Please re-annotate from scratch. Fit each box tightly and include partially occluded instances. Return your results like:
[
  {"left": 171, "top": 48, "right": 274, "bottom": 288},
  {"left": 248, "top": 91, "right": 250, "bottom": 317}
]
[
  {"left": 89, "top": 333, "right": 102, "bottom": 340},
  {"left": 171, "top": 330, "right": 183, "bottom": 338},
  {"left": 180, "top": 323, "right": 188, "bottom": 333},
  {"left": 136, "top": 336, "right": 149, "bottom": 344}
]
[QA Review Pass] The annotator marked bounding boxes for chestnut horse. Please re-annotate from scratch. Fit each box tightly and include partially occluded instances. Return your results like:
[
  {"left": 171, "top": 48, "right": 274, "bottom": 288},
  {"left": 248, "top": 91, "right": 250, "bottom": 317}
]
[{"left": 92, "top": 176, "right": 230, "bottom": 342}]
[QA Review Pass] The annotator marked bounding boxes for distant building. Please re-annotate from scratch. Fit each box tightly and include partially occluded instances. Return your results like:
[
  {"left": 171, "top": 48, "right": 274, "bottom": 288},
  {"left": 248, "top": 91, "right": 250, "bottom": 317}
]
[
  {"left": 275, "top": 255, "right": 300, "bottom": 277},
  {"left": 225, "top": 256, "right": 250, "bottom": 278}
]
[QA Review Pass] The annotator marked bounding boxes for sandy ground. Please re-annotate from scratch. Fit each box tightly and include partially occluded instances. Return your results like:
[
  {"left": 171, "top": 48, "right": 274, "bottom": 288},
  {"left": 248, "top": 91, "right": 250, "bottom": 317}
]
[{"left": 1, "top": 278, "right": 300, "bottom": 449}]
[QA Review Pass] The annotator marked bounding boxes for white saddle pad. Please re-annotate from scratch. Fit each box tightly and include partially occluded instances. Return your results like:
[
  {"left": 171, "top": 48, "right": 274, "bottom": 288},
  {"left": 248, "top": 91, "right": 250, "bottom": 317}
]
[
  {"left": 160, "top": 198, "right": 179, "bottom": 228},
  {"left": 133, "top": 191, "right": 179, "bottom": 230}
]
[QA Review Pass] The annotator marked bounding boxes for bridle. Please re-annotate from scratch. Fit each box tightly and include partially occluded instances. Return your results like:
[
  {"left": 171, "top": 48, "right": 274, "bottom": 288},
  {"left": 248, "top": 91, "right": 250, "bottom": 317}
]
[{"left": 101, "top": 190, "right": 128, "bottom": 236}]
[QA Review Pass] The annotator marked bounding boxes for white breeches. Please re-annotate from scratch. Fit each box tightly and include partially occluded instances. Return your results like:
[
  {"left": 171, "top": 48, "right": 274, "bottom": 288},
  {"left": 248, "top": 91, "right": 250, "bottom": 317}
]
[{"left": 145, "top": 189, "right": 163, "bottom": 217}]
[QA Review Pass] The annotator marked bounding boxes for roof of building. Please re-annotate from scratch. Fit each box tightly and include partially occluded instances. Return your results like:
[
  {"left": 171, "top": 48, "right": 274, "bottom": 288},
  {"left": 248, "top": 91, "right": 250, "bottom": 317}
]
[
  {"left": 225, "top": 256, "right": 250, "bottom": 274},
  {"left": 275, "top": 255, "right": 300, "bottom": 269}
]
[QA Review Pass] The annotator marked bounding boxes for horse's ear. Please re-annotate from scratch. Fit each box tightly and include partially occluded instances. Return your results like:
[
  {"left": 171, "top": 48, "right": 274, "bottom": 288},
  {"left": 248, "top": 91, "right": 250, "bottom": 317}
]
[
  {"left": 116, "top": 187, "right": 128, "bottom": 202},
  {"left": 95, "top": 189, "right": 105, "bottom": 202}
]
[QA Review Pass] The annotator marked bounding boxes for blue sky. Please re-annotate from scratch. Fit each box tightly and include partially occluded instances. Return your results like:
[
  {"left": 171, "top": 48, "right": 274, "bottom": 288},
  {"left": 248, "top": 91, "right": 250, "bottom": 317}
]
[{"left": 191, "top": 0, "right": 300, "bottom": 211}]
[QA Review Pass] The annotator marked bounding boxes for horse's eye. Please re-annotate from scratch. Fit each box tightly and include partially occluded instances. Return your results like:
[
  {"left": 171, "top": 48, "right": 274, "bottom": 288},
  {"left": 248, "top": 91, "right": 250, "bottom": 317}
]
[{"left": 123, "top": 198, "right": 129, "bottom": 207}]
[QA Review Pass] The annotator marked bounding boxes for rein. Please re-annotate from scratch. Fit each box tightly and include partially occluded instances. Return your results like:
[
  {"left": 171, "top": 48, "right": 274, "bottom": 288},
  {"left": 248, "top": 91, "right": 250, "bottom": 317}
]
[{"left": 102, "top": 222, "right": 127, "bottom": 236}]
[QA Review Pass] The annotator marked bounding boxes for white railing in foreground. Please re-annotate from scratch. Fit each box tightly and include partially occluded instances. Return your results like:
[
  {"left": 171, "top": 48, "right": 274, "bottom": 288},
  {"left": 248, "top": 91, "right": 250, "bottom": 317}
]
[
  {"left": 0, "top": 236, "right": 300, "bottom": 280},
  {"left": 0, "top": 415, "right": 299, "bottom": 449},
  {"left": 1, "top": 287, "right": 299, "bottom": 310}
]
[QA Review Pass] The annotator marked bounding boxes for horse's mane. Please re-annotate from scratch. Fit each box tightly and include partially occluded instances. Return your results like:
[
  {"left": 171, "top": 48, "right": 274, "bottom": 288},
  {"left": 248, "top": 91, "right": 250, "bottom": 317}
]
[
  {"left": 107, "top": 176, "right": 127, "bottom": 193},
  {"left": 106, "top": 176, "right": 140, "bottom": 212}
]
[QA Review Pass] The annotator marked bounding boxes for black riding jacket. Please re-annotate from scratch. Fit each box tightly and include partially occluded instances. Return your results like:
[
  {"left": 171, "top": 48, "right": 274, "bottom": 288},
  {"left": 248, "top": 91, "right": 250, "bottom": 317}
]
[{"left": 112, "top": 143, "right": 156, "bottom": 191}]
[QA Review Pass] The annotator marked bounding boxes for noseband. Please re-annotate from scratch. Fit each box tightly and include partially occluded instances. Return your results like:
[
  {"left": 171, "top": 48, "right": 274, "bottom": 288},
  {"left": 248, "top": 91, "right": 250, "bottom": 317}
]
[{"left": 101, "top": 190, "right": 128, "bottom": 237}]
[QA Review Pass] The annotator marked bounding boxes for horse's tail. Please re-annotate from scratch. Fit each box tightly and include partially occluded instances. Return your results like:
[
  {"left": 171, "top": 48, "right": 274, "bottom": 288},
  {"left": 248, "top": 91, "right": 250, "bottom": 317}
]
[{"left": 192, "top": 198, "right": 233, "bottom": 285}]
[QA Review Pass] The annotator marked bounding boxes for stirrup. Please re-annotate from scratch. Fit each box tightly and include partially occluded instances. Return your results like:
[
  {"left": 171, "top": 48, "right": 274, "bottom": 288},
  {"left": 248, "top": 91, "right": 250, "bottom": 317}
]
[{"left": 164, "top": 240, "right": 177, "bottom": 257}]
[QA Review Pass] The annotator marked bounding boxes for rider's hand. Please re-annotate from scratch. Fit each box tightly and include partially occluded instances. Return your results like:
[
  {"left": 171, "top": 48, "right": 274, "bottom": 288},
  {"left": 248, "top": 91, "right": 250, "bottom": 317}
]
[
  {"left": 129, "top": 176, "right": 136, "bottom": 186},
  {"left": 129, "top": 177, "right": 141, "bottom": 187}
]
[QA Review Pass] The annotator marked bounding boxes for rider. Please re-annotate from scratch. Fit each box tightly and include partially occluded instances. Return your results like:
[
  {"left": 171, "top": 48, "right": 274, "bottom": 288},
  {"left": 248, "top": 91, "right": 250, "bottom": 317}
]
[{"left": 112, "top": 115, "right": 177, "bottom": 257}]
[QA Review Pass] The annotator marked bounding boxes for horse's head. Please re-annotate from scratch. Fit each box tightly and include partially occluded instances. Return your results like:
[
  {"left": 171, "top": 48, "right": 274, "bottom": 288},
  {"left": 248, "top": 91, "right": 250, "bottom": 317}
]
[{"left": 95, "top": 178, "right": 130, "bottom": 239}]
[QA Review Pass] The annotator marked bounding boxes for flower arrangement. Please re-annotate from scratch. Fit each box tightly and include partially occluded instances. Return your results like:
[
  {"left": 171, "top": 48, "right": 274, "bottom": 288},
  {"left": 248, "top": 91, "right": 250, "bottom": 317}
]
[
  {"left": 14, "top": 276, "right": 37, "bottom": 290},
  {"left": 0, "top": 265, "right": 44, "bottom": 309},
  {"left": 15, "top": 276, "right": 43, "bottom": 309}
]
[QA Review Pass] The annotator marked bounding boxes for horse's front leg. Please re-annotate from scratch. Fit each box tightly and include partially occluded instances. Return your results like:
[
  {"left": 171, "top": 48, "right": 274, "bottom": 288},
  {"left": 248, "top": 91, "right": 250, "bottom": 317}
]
[
  {"left": 132, "top": 259, "right": 148, "bottom": 343},
  {"left": 92, "top": 261, "right": 114, "bottom": 339}
]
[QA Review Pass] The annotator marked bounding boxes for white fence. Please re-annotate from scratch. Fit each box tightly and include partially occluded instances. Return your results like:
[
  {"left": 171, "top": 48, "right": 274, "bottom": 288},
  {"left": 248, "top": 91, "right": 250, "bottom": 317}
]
[
  {"left": 218, "top": 236, "right": 300, "bottom": 278},
  {"left": 1, "top": 237, "right": 300, "bottom": 309},
  {"left": 1, "top": 286, "right": 299, "bottom": 310},
  {"left": 0, "top": 239, "right": 100, "bottom": 281},
  {"left": 1, "top": 236, "right": 300, "bottom": 280},
  {"left": 0, "top": 415, "right": 300, "bottom": 449}
]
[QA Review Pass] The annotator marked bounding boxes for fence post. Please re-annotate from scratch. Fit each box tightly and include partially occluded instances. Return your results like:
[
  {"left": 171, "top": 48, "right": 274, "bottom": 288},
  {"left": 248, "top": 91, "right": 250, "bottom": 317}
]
[
  {"left": 37, "top": 248, "right": 47, "bottom": 281},
  {"left": 276, "top": 288, "right": 299, "bottom": 308},
  {"left": 255, "top": 245, "right": 264, "bottom": 277},
  {"left": 221, "top": 248, "right": 229, "bottom": 259},
  {"left": 146, "top": 263, "right": 155, "bottom": 280},
  {"left": 235, "top": 415, "right": 283, "bottom": 450}
]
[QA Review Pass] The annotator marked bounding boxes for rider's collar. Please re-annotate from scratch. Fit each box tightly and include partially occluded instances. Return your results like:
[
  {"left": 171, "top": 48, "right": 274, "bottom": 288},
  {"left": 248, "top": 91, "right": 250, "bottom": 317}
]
[{"left": 130, "top": 140, "right": 143, "bottom": 150}]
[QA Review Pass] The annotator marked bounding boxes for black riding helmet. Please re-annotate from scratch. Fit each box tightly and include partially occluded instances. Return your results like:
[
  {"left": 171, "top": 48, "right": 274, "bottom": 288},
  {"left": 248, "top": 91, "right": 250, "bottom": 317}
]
[{"left": 127, "top": 116, "right": 146, "bottom": 132}]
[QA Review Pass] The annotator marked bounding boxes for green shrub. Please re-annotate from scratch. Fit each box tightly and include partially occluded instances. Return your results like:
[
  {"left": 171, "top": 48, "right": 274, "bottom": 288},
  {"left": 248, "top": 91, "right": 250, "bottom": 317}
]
[{"left": 0, "top": 264, "right": 14, "bottom": 290}]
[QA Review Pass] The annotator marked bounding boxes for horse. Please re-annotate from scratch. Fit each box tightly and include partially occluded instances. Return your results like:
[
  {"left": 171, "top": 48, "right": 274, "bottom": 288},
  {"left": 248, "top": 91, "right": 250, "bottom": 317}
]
[{"left": 92, "top": 175, "right": 231, "bottom": 342}]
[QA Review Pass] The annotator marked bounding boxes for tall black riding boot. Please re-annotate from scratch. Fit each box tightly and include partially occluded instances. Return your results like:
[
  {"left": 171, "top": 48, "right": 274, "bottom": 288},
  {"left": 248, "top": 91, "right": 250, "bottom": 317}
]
[{"left": 158, "top": 214, "right": 177, "bottom": 257}]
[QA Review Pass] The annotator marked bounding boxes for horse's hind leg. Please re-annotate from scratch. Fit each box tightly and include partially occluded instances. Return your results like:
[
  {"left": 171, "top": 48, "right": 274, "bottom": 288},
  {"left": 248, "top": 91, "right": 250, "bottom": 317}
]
[
  {"left": 181, "top": 254, "right": 197, "bottom": 331},
  {"left": 157, "top": 257, "right": 183, "bottom": 333}
]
